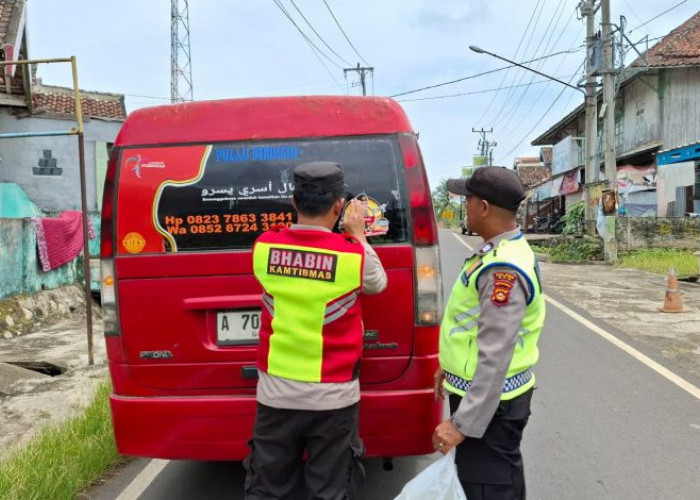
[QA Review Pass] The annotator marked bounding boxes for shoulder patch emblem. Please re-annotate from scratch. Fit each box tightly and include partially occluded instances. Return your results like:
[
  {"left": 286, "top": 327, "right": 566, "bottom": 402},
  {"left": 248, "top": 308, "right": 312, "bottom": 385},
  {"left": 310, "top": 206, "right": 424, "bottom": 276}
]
[{"left": 491, "top": 271, "right": 517, "bottom": 306}]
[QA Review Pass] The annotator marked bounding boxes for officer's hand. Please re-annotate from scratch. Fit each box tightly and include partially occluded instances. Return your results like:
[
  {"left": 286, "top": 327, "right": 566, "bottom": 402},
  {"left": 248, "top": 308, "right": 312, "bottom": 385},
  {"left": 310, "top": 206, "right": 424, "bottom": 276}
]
[
  {"left": 433, "top": 367, "right": 445, "bottom": 401},
  {"left": 342, "top": 199, "right": 367, "bottom": 242},
  {"left": 432, "top": 420, "right": 465, "bottom": 455}
]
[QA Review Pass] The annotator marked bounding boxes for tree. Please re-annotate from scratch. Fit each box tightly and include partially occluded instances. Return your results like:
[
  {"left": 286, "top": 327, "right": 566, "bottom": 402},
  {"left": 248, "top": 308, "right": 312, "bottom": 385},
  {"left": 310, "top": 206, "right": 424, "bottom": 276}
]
[
  {"left": 432, "top": 179, "right": 461, "bottom": 227},
  {"left": 432, "top": 179, "right": 452, "bottom": 215}
]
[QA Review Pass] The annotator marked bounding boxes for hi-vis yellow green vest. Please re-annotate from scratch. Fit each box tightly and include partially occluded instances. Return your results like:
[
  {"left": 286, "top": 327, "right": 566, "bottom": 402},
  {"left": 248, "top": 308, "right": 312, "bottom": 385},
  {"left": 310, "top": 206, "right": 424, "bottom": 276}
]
[
  {"left": 439, "top": 233, "right": 545, "bottom": 399},
  {"left": 252, "top": 227, "right": 364, "bottom": 383}
]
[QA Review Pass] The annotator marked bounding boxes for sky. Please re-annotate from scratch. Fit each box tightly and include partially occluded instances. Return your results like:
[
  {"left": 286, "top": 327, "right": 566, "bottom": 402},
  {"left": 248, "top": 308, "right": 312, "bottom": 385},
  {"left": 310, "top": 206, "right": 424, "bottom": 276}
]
[{"left": 25, "top": 0, "right": 699, "bottom": 189}]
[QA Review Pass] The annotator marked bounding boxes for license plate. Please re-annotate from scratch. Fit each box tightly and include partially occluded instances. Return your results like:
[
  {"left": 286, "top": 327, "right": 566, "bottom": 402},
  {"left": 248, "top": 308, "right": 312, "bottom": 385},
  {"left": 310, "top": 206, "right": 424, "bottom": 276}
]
[{"left": 217, "top": 310, "right": 260, "bottom": 345}]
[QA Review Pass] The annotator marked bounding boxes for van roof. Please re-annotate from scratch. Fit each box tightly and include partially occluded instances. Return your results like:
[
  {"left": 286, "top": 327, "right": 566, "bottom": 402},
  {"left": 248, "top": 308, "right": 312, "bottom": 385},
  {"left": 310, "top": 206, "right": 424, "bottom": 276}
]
[{"left": 115, "top": 96, "right": 414, "bottom": 147}]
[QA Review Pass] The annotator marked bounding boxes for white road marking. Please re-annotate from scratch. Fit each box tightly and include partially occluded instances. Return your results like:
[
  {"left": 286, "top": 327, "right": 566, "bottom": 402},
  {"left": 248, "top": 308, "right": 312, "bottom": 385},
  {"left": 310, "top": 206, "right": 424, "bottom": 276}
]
[
  {"left": 116, "top": 459, "right": 170, "bottom": 500},
  {"left": 451, "top": 232, "right": 700, "bottom": 401}
]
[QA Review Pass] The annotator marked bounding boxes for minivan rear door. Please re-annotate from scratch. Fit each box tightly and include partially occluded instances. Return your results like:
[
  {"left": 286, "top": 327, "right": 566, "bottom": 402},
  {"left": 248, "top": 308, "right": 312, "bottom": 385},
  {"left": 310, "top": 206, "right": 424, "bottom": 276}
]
[{"left": 114, "top": 136, "right": 414, "bottom": 391}]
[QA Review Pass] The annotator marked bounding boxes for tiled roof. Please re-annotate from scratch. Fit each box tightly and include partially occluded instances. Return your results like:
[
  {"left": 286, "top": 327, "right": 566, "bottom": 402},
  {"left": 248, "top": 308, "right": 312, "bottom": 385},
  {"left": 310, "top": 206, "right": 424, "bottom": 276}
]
[
  {"left": 32, "top": 85, "right": 126, "bottom": 120},
  {"left": 0, "top": 2, "right": 125, "bottom": 121},
  {"left": 517, "top": 165, "right": 551, "bottom": 188},
  {"left": 513, "top": 156, "right": 540, "bottom": 167},
  {"left": 632, "top": 10, "right": 700, "bottom": 67}
]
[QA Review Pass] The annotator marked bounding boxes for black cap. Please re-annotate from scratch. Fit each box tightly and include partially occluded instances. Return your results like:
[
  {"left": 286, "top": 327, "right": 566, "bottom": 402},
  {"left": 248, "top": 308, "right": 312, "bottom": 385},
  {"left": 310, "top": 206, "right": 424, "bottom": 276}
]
[
  {"left": 293, "top": 162, "right": 346, "bottom": 193},
  {"left": 447, "top": 166, "right": 525, "bottom": 211}
]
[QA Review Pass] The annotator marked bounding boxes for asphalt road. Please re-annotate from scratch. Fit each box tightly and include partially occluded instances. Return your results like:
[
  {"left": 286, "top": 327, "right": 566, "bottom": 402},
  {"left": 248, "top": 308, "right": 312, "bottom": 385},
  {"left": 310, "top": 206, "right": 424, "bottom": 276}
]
[{"left": 88, "top": 229, "right": 700, "bottom": 499}]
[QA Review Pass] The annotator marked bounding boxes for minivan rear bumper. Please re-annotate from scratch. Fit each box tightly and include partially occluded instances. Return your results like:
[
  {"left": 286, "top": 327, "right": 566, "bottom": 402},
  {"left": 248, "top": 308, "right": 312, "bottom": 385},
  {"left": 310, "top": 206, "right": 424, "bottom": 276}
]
[{"left": 110, "top": 388, "right": 442, "bottom": 461}]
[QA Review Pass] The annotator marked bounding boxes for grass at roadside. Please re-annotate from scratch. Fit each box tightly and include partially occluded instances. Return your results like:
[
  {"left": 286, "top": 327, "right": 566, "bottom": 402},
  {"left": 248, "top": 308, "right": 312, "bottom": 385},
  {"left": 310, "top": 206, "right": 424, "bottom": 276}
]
[
  {"left": 0, "top": 379, "right": 122, "bottom": 499},
  {"left": 533, "top": 240, "right": 698, "bottom": 276},
  {"left": 616, "top": 248, "right": 698, "bottom": 277},
  {"left": 530, "top": 238, "right": 602, "bottom": 262}
]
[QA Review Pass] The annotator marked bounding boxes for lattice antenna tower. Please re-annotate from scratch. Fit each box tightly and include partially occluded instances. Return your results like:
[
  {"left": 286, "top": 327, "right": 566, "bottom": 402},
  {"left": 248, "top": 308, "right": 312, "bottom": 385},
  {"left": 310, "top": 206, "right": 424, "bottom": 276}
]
[{"left": 171, "top": 0, "right": 193, "bottom": 103}]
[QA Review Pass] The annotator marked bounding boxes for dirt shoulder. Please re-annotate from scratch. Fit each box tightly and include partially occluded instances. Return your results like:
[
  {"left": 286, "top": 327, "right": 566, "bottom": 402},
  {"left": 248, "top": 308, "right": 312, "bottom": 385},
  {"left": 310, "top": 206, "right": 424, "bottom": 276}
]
[
  {"left": 0, "top": 286, "right": 106, "bottom": 460},
  {"left": 540, "top": 261, "right": 700, "bottom": 381}
]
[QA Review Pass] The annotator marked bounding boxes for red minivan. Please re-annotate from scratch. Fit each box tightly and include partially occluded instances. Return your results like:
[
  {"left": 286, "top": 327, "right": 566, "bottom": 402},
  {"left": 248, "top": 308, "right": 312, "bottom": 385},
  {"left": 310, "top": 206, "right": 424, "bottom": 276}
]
[{"left": 100, "top": 96, "right": 443, "bottom": 460}]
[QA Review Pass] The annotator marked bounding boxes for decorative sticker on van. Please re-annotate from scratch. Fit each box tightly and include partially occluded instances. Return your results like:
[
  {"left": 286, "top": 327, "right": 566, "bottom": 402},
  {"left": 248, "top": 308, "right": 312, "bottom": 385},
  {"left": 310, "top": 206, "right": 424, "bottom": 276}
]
[
  {"left": 339, "top": 193, "right": 389, "bottom": 237},
  {"left": 115, "top": 144, "right": 210, "bottom": 255},
  {"left": 122, "top": 232, "right": 146, "bottom": 254},
  {"left": 125, "top": 154, "right": 166, "bottom": 179}
]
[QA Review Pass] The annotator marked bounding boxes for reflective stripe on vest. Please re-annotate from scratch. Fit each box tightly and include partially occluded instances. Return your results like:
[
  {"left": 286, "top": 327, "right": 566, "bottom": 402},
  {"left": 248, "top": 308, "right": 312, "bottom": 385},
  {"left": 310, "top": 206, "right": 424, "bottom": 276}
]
[
  {"left": 439, "top": 233, "right": 546, "bottom": 400},
  {"left": 252, "top": 229, "right": 364, "bottom": 383}
]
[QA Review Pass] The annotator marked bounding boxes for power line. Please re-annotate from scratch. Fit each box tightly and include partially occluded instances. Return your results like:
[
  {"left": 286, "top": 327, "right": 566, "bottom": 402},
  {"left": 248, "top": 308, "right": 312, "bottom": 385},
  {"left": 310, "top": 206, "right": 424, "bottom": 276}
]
[
  {"left": 389, "top": 66, "right": 511, "bottom": 98},
  {"left": 288, "top": 0, "right": 353, "bottom": 67},
  {"left": 272, "top": 0, "right": 346, "bottom": 92},
  {"left": 494, "top": 0, "right": 571, "bottom": 133},
  {"left": 621, "top": 0, "right": 652, "bottom": 38},
  {"left": 474, "top": 0, "right": 544, "bottom": 125},
  {"left": 390, "top": 50, "right": 579, "bottom": 99},
  {"left": 495, "top": 61, "right": 584, "bottom": 164},
  {"left": 397, "top": 76, "right": 576, "bottom": 102},
  {"left": 499, "top": 8, "right": 582, "bottom": 138},
  {"left": 629, "top": 0, "right": 688, "bottom": 35},
  {"left": 273, "top": 0, "right": 343, "bottom": 70},
  {"left": 125, "top": 93, "right": 170, "bottom": 101},
  {"left": 488, "top": 0, "right": 548, "bottom": 127},
  {"left": 321, "top": 0, "right": 369, "bottom": 66}
]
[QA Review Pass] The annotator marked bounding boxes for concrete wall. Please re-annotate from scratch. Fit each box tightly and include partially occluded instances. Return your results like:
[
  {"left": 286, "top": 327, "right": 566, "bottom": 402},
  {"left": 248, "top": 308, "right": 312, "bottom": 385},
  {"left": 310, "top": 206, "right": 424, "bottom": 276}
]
[
  {"left": 0, "top": 182, "right": 40, "bottom": 217},
  {"left": 0, "top": 109, "right": 120, "bottom": 213},
  {"left": 0, "top": 218, "right": 80, "bottom": 301},
  {"left": 616, "top": 216, "right": 700, "bottom": 250}
]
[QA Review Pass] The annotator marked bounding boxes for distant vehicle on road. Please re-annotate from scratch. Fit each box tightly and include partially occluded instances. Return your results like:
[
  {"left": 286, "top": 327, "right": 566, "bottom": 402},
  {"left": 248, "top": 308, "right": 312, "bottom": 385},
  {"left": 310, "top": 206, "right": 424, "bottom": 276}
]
[{"left": 100, "top": 96, "right": 444, "bottom": 462}]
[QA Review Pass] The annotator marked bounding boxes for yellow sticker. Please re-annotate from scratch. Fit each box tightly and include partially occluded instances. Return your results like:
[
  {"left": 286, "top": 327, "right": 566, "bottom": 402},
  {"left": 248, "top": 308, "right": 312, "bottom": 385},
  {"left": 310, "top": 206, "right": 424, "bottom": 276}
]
[
  {"left": 340, "top": 193, "right": 389, "bottom": 236},
  {"left": 123, "top": 232, "right": 146, "bottom": 254}
]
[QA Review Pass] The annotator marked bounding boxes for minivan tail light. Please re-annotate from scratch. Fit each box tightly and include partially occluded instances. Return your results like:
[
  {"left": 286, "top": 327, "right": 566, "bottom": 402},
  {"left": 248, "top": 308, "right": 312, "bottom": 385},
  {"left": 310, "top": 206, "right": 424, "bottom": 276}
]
[
  {"left": 101, "top": 258, "right": 120, "bottom": 335},
  {"left": 100, "top": 148, "right": 118, "bottom": 259},
  {"left": 414, "top": 246, "right": 444, "bottom": 326},
  {"left": 398, "top": 133, "right": 438, "bottom": 246}
]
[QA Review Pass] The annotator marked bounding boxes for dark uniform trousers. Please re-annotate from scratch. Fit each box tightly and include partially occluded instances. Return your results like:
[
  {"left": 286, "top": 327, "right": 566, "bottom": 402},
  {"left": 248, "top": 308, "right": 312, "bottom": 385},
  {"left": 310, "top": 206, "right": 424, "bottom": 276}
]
[
  {"left": 449, "top": 389, "right": 533, "bottom": 500},
  {"left": 243, "top": 402, "right": 365, "bottom": 500}
]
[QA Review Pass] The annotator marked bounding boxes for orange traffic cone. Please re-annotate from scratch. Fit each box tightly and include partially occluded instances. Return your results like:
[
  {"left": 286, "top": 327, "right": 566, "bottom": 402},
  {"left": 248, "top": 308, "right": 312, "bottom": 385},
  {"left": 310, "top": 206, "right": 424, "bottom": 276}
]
[{"left": 660, "top": 268, "right": 689, "bottom": 313}]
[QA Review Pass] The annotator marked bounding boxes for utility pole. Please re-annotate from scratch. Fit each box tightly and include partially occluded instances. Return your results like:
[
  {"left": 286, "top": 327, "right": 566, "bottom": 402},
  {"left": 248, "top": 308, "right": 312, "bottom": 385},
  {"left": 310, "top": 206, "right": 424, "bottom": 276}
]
[
  {"left": 471, "top": 127, "right": 497, "bottom": 165},
  {"left": 601, "top": 0, "right": 618, "bottom": 261},
  {"left": 581, "top": 0, "right": 599, "bottom": 233},
  {"left": 171, "top": 0, "right": 193, "bottom": 103},
  {"left": 344, "top": 63, "right": 374, "bottom": 96}
]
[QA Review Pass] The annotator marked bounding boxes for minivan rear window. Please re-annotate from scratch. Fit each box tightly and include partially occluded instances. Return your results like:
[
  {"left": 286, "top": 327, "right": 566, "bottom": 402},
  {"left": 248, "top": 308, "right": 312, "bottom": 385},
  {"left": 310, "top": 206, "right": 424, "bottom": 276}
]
[{"left": 116, "top": 136, "right": 409, "bottom": 254}]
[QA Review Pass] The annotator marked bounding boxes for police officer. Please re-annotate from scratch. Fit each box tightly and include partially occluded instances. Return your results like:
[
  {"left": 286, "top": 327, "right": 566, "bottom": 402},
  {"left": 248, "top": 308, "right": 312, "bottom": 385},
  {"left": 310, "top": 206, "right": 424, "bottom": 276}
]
[
  {"left": 245, "top": 162, "right": 387, "bottom": 500},
  {"left": 432, "top": 166, "right": 546, "bottom": 500}
]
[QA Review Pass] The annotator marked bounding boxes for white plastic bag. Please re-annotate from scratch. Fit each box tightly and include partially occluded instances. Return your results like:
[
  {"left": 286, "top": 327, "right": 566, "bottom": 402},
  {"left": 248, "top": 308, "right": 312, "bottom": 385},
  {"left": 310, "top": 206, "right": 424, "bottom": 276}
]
[{"left": 394, "top": 452, "right": 467, "bottom": 500}]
